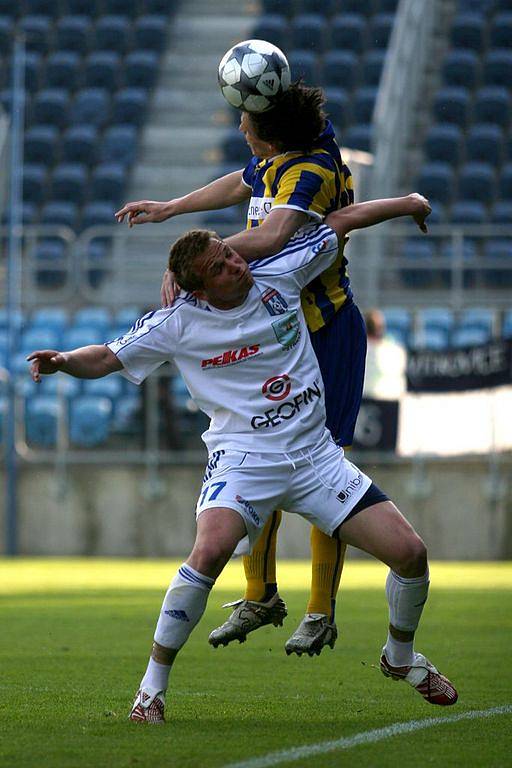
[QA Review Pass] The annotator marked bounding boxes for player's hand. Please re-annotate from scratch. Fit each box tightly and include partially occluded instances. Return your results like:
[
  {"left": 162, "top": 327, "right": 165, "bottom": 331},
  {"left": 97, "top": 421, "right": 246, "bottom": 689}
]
[
  {"left": 115, "top": 200, "right": 171, "bottom": 227},
  {"left": 161, "top": 269, "right": 180, "bottom": 307},
  {"left": 26, "top": 350, "right": 67, "bottom": 382},
  {"left": 409, "top": 193, "right": 431, "bottom": 234}
]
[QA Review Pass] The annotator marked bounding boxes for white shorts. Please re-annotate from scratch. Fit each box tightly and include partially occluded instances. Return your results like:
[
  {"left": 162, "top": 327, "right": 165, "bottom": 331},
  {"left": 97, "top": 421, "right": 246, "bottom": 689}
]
[{"left": 196, "top": 434, "right": 372, "bottom": 555}]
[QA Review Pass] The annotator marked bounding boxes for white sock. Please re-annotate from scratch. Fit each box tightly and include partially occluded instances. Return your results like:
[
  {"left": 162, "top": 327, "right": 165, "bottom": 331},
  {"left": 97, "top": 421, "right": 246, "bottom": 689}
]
[
  {"left": 140, "top": 657, "right": 171, "bottom": 693},
  {"left": 154, "top": 563, "right": 215, "bottom": 650},
  {"left": 383, "top": 633, "right": 414, "bottom": 667},
  {"left": 385, "top": 568, "right": 430, "bottom": 632}
]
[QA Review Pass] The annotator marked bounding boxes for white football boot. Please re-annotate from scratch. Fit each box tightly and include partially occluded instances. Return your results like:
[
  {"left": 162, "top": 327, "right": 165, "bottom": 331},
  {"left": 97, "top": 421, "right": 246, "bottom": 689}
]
[
  {"left": 380, "top": 651, "right": 458, "bottom": 705},
  {"left": 129, "top": 686, "right": 166, "bottom": 723},
  {"left": 285, "top": 613, "right": 338, "bottom": 657}
]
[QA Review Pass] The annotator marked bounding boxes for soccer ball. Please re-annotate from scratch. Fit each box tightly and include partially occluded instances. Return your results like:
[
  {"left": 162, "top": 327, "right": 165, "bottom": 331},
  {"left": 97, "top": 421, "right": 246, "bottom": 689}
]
[{"left": 218, "top": 39, "right": 291, "bottom": 113}]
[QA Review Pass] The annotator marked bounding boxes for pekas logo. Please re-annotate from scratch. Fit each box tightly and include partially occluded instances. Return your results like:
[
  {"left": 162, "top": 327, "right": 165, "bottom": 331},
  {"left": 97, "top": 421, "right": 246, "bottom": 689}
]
[
  {"left": 251, "top": 381, "right": 321, "bottom": 429},
  {"left": 201, "top": 345, "right": 261, "bottom": 369},
  {"left": 262, "top": 374, "right": 291, "bottom": 401},
  {"left": 337, "top": 473, "right": 364, "bottom": 503}
]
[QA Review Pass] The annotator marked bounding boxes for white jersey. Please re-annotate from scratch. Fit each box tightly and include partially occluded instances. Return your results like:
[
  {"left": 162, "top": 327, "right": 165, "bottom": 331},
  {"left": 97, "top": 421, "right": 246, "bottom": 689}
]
[{"left": 107, "top": 224, "right": 339, "bottom": 454}]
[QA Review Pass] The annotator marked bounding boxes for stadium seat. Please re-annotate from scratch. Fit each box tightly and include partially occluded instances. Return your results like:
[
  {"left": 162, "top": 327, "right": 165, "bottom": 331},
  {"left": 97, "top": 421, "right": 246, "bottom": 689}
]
[
  {"left": 20, "top": 15, "right": 52, "bottom": 55},
  {"left": 473, "top": 87, "right": 511, "bottom": 128},
  {"left": 99, "top": 124, "right": 138, "bottom": 166},
  {"left": 251, "top": 15, "right": 289, "bottom": 51},
  {"left": 56, "top": 15, "right": 93, "bottom": 55},
  {"left": 451, "top": 326, "right": 490, "bottom": 347},
  {"left": 440, "top": 239, "right": 478, "bottom": 287},
  {"left": 442, "top": 49, "right": 480, "bottom": 89},
  {"left": 84, "top": 51, "right": 122, "bottom": 91},
  {"left": 496, "top": 0, "right": 512, "bottom": 8},
  {"left": 124, "top": 50, "right": 159, "bottom": 89},
  {"left": 84, "top": 240, "right": 110, "bottom": 289},
  {"left": 261, "top": 0, "right": 294, "bottom": 15},
  {"left": 134, "top": 15, "right": 169, "bottom": 53},
  {"left": 51, "top": 163, "right": 88, "bottom": 205},
  {"left": 287, "top": 50, "right": 321, "bottom": 86},
  {"left": 69, "top": 88, "right": 110, "bottom": 128},
  {"left": 343, "top": 124, "right": 373, "bottom": 152},
  {"left": 424, "top": 124, "right": 463, "bottom": 165},
  {"left": 35, "top": 239, "right": 67, "bottom": 288},
  {"left": 30, "top": 307, "right": 69, "bottom": 332},
  {"left": 0, "top": 17, "right": 13, "bottom": 54},
  {"left": 221, "top": 129, "right": 250, "bottom": 164},
  {"left": 503, "top": 310, "right": 512, "bottom": 337},
  {"left": 80, "top": 201, "right": 115, "bottom": 229},
  {"left": 46, "top": 51, "right": 82, "bottom": 91},
  {"left": 91, "top": 163, "right": 126, "bottom": 204},
  {"left": 12, "top": 51, "right": 43, "bottom": 93},
  {"left": 73, "top": 306, "right": 112, "bottom": 331},
  {"left": 112, "top": 394, "right": 140, "bottom": 435},
  {"left": 67, "top": 0, "right": 102, "bottom": 14},
  {"left": 25, "top": 395, "right": 59, "bottom": 447},
  {"left": 369, "top": 13, "right": 395, "bottom": 48},
  {"left": 115, "top": 306, "right": 141, "bottom": 326},
  {"left": 62, "top": 125, "right": 98, "bottom": 164},
  {"left": 302, "top": 0, "right": 338, "bottom": 13},
  {"left": 401, "top": 238, "right": 437, "bottom": 288},
  {"left": 104, "top": 0, "right": 140, "bottom": 16},
  {"left": 417, "top": 162, "right": 455, "bottom": 205},
  {"left": 458, "top": 162, "right": 496, "bottom": 204},
  {"left": 95, "top": 15, "right": 131, "bottom": 54},
  {"left": 410, "top": 327, "right": 449, "bottom": 351},
  {"left": 490, "top": 12, "right": 512, "bottom": 47},
  {"left": 0, "top": 0, "right": 19, "bottom": 17},
  {"left": 33, "top": 89, "right": 69, "bottom": 129},
  {"left": 82, "top": 376, "right": 123, "bottom": 399},
  {"left": 450, "top": 12, "right": 485, "bottom": 51},
  {"left": 465, "top": 124, "right": 504, "bottom": 167},
  {"left": 482, "top": 239, "right": 512, "bottom": 287},
  {"left": 23, "top": 163, "right": 48, "bottom": 204},
  {"left": 425, "top": 201, "right": 446, "bottom": 223},
  {"left": 490, "top": 201, "right": 512, "bottom": 223},
  {"left": 20, "top": 327, "right": 60, "bottom": 354},
  {"left": 69, "top": 395, "right": 113, "bottom": 446},
  {"left": 459, "top": 308, "right": 495, "bottom": 335},
  {"left": 25, "top": 0, "right": 63, "bottom": 15},
  {"left": 362, "top": 49, "right": 386, "bottom": 86},
  {"left": 331, "top": 14, "right": 367, "bottom": 54},
  {"left": 143, "top": 0, "right": 176, "bottom": 12},
  {"left": 20, "top": 203, "right": 39, "bottom": 224},
  {"left": 40, "top": 200, "right": 80, "bottom": 230},
  {"left": 324, "top": 87, "right": 351, "bottom": 130},
  {"left": 291, "top": 14, "right": 328, "bottom": 52},
  {"left": 483, "top": 50, "right": 512, "bottom": 87},
  {"left": 62, "top": 327, "right": 105, "bottom": 348},
  {"left": 433, "top": 86, "right": 470, "bottom": 126},
  {"left": 322, "top": 50, "right": 359, "bottom": 90},
  {"left": 500, "top": 163, "right": 512, "bottom": 200},
  {"left": 382, "top": 307, "right": 411, "bottom": 337},
  {"left": 374, "top": 0, "right": 400, "bottom": 11},
  {"left": 24, "top": 125, "right": 59, "bottom": 165},
  {"left": 353, "top": 86, "right": 377, "bottom": 123},
  {"left": 450, "top": 200, "right": 488, "bottom": 224},
  {"left": 340, "top": 0, "right": 373, "bottom": 12},
  {"left": 38, "top": 374, "right": 81, "bottom": 399},
  {"left": 417, "top": 307, "right": 455, "bottom": 335},
  {"left": 203, "top": 206, "right": 242, "bottom": 227},
  {"left": 112, "top": 88, "right": 148, "bottom": 126}
]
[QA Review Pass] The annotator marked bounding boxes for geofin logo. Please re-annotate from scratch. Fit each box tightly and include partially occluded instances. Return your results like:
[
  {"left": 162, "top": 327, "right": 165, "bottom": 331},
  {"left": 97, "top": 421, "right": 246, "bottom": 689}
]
[{"left": 262, "top": 374, "right": 291, "bottom": 401}]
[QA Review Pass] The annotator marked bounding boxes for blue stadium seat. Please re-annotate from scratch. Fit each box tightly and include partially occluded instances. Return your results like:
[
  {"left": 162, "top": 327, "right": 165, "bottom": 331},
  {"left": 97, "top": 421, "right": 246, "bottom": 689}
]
[
  {"left": 343, "top": 124, "right": 372, "bottom": 152},
  {"left": 81, "top": 201, "right": 115, "bottom": 229},
  {"left": 24, "top": 125, "right": 59, "bottom": 165},
  {"left": 362, "top": 49, "right": 386, "bottom": 86},
  {"left": 424, "top": 124, "right": 463, "bottom": 165},
  {"left": 322, "top": 50, "right": 359, "bottom": 90},
  {"left": 38, "top": 374, "right": 81, "bottom": 398},
  {"left": 291, "top": 14, "right": 328, "bottom": 52},
  {"left": 100, "top": 124, "right": 138, "bottom": 166},
  {"left": 70, "top": 88, "right": 110, "bottom": 128},
  {"left": 442, "top": 49, "right": 479, "bottom": 89},
  {"left": 440, "top": 240, "right": 478, "bottom": 287},
  {"left": 0, "top": 1, "right": 19, "bottom": 17},
  {"left": 91, "top": 163, "right": 126, "bottom": 204},
  {"left": 112, "top": 88, "right": 148, "bottom": 125},
  {"left": 473, "top": 87, "right": 511, "bottom": 128},
  {"left": 33, "top": 88, "right": 69, "bottom": 128},
  {"left": 496, "top": 0, "right": 512, "bottom": 8},
  {"left": 353, "top": 86, "right": 377, "bottom": 123},
  {"left": 331, "top": 14, "right": 367, "bottom": 54},
  {"left": 143, "top": 0, "right": 176, "bottom": 11},
  {"left": 417, "top": 307, "right": 455, "bottom": 335},
  {"left": 401, "top": 238, "right": 437, "bottom": 287},
  {"left": 31, "top": 307, "right": 69, "bottom": 332},
  {"left": 125, "top": 50, "right": 159, "bottom": 89},
  {"left": 500, "top": 163, "right": 512, "bottom": 200},
  {"left": 62, "top": 125, "right": 98, "bottom": 164},
  {"left": 483, "top": 50, "right": 512, "bottom": 87},
  {"left": 374, "top": 0, "right": 399, "bottom": 10},
  {"left": 25, "top": 395, "right": 59, "bottom": 447},
  {"left": 40, "top": 201, "right": 80, "bottom": 229},
  {"left": 0, "top": 308, "right": 24, "bottom": 330},
  {"left": 11, "top": 51, "right": 43, "bottom": 93},
  {"left": 23, "top": 164, "right": 47, "bottom": 204},
  {"left": 46, "top": 51, "right": 82, "bottom": 91},
  {"left": 51, "top": 163, "right": 88, "bottom": 204},
  {"left": 70, "top": 395, "right": 112, "bottom": 446},
  {"left": 62, "top": 327, "right": 105, "bottom": 348},
  {"left": 18, "top": 203, "right": 39, "bottom": 224},
  {"left": 261, "top": 0, "right": 294, "bottom": 15},
  {"left": 450, "top": 12, "right": 485, "bottom": 51},
  {"left": 25, "top": 0, "right": 63, "bottom": 15},
  {"left": 457, "top": 0, "right": 494, "bottom": 9},
  {"left": 0, "top": 17, "right": 13, "bottom": 54},
  {"left": 82, "top": 376, "right": 123, "bottom": 399},
  {"left": 203, "top": 206, "right": 242, "bottom": 227},
  {"left": 104, "top": 0, "right": 140, "bottom": 16},
  {"left": 134, "top": 15, "right": 169, "bottom": 52},
  {"left": 450, "top": 200, "right": 488, "bottom": 224},
  {"left": 382, "top": 307, "right": 411, "bottom": 337},
  {"left": 35, "top": 239, "right": 67, "bottom": 288},
  {"left": 451, "top": 326, "right": 490, "bottom": 348},
  {"left": 84, "top": 51, "right": 122, "bottom": 91},
  {"left": 490, "top": 12, "right": 512, "bottom": 47},
  {"left": 67, "top": 0, "right": 102, "bottom": 14},
  {"left": 465, "top": 124, "right": 504, "bottom": 167},
  {"left": 20, "top": 15, "right": 52, "bottom": 55},
  {"left": 490, "top": 201, "right": 512, "bottom": 223},
  {"left": 73, "top": 306, "right": 112, "bottom": 331},
  {"left": 287, "top": 50, "right": 321, "bottom": 86},
  {"left": 20, "top": 327, "right": 60, "bottom": 354},
  {"left": 95, "top": 15, "right": 131, "bottom": 54},
  {"left": 56, "top": 15, "right": 93, "bottom": 55},
  {"left": 369, "top": 13, "right": 394, "bottom": 48},
  {"left": 324, "top": 87, "right": 350, "bottom": 130},
  {"left": 458, "top": 162, "right": 496, "bottom": 204},
  {"left": 339, "top": 0, "right": 372, "bottom": 11},
  {"left": 433, "top": 86, "right": 470, "bottom": 126},
  {"left": 115, "top": 306, "right": 141, "bottom": 326},
  {"left": 251, "top": 15, "right": 289, "bottom": 51},
  {"left": 302, "top": 0, "right": 338, "bottom": 13},
  {"left": 482, "top": 239, "right": 512, "bottom": 287},
  {"left": 411, "top": 327, "right": 450, "bottom": 351},
  {"left": 417, "top": 162, "right": 455, "bottom": 205},
  {"left": 426, "top": 201, "right": 446, "bottom": 223},
  {"left": 84, "top": 240, "right": 110, "bottom": 289},
  {"left": 503, "top": 310, "right": 512, "bottom": 337},
  {"left": 112, "top": 394, "right": 140, "bottom": 435},
  {"left": 221, "top": 129, "right": 251, "bottom": 164}
]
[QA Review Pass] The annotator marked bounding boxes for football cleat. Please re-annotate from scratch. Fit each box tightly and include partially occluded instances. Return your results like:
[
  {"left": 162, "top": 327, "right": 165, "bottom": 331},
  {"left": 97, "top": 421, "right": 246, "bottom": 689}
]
[
  {"left": 284, "top": 613, "right": 338, "bottom": 657},
  {"left": 208, "top": 592, "right": 287, "bottom": 647},
  {"left": 129, "top": 686, "right": 166, "bottom": 723},
  {"left": 380, "top": 651, "right": 458, "bottom": 705}
]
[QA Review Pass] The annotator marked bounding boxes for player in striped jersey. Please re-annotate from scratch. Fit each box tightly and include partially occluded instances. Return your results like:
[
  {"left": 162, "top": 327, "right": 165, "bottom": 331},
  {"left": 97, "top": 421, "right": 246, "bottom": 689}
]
[{"left": 116, "top": 83, "right": 364, "bottom": 656}]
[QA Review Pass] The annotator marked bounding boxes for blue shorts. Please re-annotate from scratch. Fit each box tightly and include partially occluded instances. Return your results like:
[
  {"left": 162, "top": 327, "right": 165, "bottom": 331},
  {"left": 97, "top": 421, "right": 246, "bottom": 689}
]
[{"left": 309, "top": 302, "right": 366, "bottom": 446}]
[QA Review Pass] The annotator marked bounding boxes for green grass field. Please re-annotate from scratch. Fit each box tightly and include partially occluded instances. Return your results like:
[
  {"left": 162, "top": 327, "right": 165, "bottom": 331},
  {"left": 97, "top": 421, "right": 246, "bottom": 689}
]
[{"left": 1, "top": 559, "right": 511, "bottom": 768}]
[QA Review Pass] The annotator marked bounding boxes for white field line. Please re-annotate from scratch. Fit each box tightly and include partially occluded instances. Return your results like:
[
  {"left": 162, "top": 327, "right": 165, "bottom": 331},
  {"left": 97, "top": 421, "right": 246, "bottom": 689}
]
[{"left": 222, "top": 705, "right": 512, "bottom": 768}]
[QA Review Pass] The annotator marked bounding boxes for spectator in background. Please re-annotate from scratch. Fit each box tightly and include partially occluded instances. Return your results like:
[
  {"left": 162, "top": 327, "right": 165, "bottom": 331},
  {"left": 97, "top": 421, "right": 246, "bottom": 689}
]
[{"left": 363, "top": 309, "right": 407, "bottom": 400}]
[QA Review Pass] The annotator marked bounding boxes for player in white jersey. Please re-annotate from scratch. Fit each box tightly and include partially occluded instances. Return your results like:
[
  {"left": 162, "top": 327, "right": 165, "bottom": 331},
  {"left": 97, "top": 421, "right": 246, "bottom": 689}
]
[{"left": 27, "top": 195, "right": 458, "bottom": 722}]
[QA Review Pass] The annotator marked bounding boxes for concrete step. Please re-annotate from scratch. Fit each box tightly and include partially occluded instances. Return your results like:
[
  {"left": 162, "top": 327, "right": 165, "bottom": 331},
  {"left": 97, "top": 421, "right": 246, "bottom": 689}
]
[
  {"left": 139, "top": 125, "right": 227, "bottom": 162},
  {"left": 151, "top": 88, "right": 226, "bottom": 122},
  {"left": 171, "top": 17, "right": 255, "bottom": 55}
]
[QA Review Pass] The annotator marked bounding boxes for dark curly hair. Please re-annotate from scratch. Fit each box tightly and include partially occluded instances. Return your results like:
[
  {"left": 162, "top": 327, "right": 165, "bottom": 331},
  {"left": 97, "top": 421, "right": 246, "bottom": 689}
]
[
  {"left": 168, "top": 229, "right": 217, "bottom": 292},
  {"left": 248, "top": 82, "right": 327, "bottom": 153}
]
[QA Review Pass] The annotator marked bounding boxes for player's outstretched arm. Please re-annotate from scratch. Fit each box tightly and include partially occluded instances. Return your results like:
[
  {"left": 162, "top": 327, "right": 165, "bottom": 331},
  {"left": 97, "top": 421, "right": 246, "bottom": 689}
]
[
  {"left": 27, "top": 345, "right": 122, "bottom": 382},
  {"left": 115, "top": 170, "right": 250, "bottom": 227},
  {"left": 326, "top": 194, "right": 431, "bottom": 239},
  {"left": 225, "top": 208, "right": 309, "bottom": 262}
]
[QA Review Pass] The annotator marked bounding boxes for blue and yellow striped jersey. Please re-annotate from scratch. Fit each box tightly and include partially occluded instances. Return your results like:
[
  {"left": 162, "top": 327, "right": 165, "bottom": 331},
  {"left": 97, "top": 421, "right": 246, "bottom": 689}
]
[{"left": 242, "top": 120, "right": 354, "bottom": 332}]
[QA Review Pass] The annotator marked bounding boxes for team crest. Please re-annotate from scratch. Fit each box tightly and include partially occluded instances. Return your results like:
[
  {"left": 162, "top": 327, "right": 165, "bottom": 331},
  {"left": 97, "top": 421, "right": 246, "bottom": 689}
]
[
  {"left": 271, "top": 310, "right": 301, "bottom": 350},
  {"left": 261, "top": 287, "right": 288, "bottom": 316}
]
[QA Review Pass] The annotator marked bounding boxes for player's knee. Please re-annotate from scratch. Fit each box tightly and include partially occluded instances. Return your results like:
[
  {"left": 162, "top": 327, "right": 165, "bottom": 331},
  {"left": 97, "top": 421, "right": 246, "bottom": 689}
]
[
  {"left": 189, "top": 540, "right": 232, "bottom": 577},
  {"left": 394, "top": 535, "right": 427, "bottom": 578}
]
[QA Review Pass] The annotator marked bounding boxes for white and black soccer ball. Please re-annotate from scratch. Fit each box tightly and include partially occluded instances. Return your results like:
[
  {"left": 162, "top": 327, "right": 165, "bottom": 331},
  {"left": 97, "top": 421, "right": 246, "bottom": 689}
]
[{"left": 218, "top": 39, "right": 291, "bottom": 113}]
